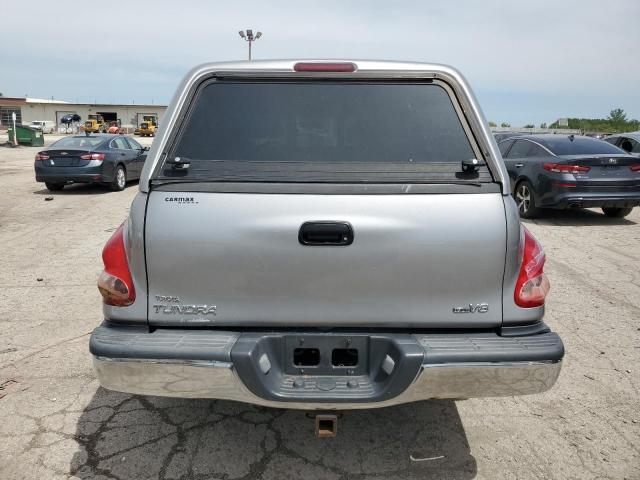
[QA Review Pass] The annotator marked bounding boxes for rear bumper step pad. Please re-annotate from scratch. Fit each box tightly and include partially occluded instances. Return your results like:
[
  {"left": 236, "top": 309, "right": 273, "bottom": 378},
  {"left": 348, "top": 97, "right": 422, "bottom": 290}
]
[{"left": 90, "top": 323, "right": 563, "bottom": 409}]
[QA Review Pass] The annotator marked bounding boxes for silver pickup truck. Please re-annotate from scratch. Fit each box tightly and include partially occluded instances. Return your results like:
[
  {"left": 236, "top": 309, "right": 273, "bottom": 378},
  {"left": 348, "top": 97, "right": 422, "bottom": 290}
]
[{"left": 90, "top": 60, "right": 563, "bottom": 413}]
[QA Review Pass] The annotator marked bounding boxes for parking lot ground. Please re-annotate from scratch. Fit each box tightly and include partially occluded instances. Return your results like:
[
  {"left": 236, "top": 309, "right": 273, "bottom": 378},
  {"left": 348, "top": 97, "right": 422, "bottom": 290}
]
[{"left": 0, "top": 135, "right": 639, "bottom": 479}]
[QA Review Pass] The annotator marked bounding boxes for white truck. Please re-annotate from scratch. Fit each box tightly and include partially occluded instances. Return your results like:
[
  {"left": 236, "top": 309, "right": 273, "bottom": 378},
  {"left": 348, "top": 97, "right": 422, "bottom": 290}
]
[{"left": 28, "top": 120, "right": 56, "bottom": 133}]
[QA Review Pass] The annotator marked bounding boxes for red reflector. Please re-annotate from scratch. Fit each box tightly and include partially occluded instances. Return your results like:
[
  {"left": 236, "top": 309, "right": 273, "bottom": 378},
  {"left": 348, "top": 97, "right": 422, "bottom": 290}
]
[
  {"left": 553, "top": 182, "right": 577, "bottom": 188},
  {"left": 631, "top": 164, "right": 640, "bottom": 172},
  {"left": 97, "top": 223, "right": 135, "bottom": 306},
  {"left": 293, "top": 62, "right": 357, "bottom": 72},
  {"left": 543, "top": 162, "right": 590, "bottom": 173},
  {"left": 514, "top": 227, "right": 550, "bottom": 308}
]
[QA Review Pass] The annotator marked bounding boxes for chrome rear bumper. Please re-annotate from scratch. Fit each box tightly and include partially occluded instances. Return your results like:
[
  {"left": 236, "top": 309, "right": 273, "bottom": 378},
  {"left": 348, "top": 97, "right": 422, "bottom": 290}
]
[
  {"left": 93, "top": 356, "right": 562, "bottom": 410},
  {"left": 90, "top": 323, "right": 563, "bottom": 409}
]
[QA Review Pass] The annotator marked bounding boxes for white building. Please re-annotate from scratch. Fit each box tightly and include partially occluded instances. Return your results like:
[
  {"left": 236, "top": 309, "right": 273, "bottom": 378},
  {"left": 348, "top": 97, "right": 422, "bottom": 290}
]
[{"left": 0, "top": 97, "right": 167, "bottom": 131}]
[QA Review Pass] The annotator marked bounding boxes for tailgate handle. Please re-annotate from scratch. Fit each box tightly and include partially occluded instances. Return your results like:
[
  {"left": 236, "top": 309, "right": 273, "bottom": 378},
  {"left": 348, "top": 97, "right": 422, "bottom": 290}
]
[{"left": 299, "top": 222, "right": 353, "bottom": 246}]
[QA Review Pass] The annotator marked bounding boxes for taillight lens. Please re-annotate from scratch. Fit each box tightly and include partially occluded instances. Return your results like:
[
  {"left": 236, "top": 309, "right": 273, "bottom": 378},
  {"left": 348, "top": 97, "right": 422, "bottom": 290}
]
[
  {"left": 631, "top": 164, "right": 640, "bottom": 172},
  {"left": 515, "top": 227, "right": 550, "bottom": 308},
  {"left": 80, "top": 153, "right": 105, "bottom": 161},
  {"left": 35, "top": 152, "right": 49, "bottom": 161},
  {"left": 543, "top": 162, "right": 590, "bottom": 173},
  {"left": 97, "top": 223, "right": 135, "bottom": 306}
]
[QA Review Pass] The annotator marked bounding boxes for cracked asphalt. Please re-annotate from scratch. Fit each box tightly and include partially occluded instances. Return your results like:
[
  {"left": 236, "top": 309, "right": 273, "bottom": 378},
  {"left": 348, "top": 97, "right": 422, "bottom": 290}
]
[{"left": 0, "top": 135, "right": 638, "bottom": 479}]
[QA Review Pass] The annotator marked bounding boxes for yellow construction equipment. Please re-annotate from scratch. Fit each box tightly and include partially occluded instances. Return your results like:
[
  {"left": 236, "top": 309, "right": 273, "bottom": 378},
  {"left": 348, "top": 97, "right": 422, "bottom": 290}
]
[
  {"left": 138, "top": 115, "right": 158, "bottom": 137},
  {"left": 82, "top": 114, "right": 108, "bottom": 133}
]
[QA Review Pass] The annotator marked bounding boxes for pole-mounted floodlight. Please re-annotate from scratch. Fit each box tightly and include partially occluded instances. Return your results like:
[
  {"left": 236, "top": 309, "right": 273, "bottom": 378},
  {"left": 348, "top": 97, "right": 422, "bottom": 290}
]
[{"left": 238, "top": 29, "right": 262, "bottom": 60}]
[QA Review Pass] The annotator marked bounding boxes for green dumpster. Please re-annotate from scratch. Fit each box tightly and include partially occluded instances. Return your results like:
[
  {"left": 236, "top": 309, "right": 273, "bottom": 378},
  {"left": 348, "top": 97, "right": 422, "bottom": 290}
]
[{"left": 7, "top": 124, "right": 45, "bottom": 147}]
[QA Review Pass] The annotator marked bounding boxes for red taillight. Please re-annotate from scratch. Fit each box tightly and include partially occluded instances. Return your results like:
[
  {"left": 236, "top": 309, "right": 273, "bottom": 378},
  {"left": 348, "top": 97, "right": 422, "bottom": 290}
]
[
  {"left": 631, "top": 164, "right": 640, "bottom": 172},
  {"left": 293, "top": 62, "right": 357, "bottom": 72},
  {"left": 514, "top": 227, "right": 550, "bottom": 308},
  {"left": 35, "top": 152, "right": 49, "bottom": 161},
  {"left": 80, "top": 153, "right": 105, "bottom": 161},
  {"left": 97, "top": 223, "right": 135, "bottom": 306},
  {"left": 543, "top": 162, "right": 590, "bottom": 173}
]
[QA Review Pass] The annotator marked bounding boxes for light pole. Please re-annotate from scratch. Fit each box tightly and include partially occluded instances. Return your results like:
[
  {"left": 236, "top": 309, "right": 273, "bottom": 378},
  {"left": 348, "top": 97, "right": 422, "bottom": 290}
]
[
  {"left": 238, "top": 29, "right": 262, "bottom": 60},
  {"left": 11, "top": 112, "right": 17, "bottom": 147}
]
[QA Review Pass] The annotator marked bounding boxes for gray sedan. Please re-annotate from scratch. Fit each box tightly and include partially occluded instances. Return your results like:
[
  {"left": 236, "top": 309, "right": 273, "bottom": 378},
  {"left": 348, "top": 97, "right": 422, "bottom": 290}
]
[
  {"left": 498, "top": 134, "right": 640, "bottom": 218},
  {"left": 34, "top": 134, "right": 148, "bottom": 192}
]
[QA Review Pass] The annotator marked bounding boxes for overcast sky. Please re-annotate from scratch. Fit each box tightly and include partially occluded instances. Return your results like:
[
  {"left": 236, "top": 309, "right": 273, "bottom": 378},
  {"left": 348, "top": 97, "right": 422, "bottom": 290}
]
[{"left": 2, "top": 0, "right": 638, "bottom": 126}]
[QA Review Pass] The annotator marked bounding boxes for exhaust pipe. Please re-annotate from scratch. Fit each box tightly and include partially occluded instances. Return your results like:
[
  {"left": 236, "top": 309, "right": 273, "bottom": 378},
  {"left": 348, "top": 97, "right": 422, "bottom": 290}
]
[{"left": 314, "top": 414, "right": 338, "bottom": 438}]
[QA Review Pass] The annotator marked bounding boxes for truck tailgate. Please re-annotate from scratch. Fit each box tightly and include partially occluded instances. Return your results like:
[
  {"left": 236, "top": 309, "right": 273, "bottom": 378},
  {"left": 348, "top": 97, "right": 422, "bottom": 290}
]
[{"left": 145, "top": 191, "right": 506, "bottom": 327}]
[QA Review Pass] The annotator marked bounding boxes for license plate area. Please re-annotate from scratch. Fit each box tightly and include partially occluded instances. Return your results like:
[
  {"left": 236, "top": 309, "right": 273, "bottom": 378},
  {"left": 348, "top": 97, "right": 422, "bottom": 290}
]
[
  {"left": 231, "top": 333, "right": 425, "bottom": 403},
  {"left": 284, "top": 335, "right": 369, "bottom": 375},
  {"left": 49, "top": 157, "right": 78, "bottom": 167}
]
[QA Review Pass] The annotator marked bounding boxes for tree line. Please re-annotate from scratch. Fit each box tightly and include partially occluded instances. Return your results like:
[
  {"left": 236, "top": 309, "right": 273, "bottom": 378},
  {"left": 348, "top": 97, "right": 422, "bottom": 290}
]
[
  {"left": 490, "top": 109, "right": 639, "bottom": 133},
  {"left": 550, "top": 109, "right": 639, "bottom": 133}
]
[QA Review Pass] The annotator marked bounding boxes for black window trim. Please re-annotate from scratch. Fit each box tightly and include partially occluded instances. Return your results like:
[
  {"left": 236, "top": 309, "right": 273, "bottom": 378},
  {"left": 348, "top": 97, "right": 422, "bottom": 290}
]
[
  {"left": 153, "top": 180, "right": 501, "bottom": 195},
  {"left": 150, "top": 76, "right": 497, "bottom": 191}
]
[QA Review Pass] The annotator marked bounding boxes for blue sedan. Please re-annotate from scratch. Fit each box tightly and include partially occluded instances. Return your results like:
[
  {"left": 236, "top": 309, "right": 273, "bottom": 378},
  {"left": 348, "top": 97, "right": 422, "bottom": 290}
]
[{"left": 34, "top": 134, "right": 148, "bottom": 191}]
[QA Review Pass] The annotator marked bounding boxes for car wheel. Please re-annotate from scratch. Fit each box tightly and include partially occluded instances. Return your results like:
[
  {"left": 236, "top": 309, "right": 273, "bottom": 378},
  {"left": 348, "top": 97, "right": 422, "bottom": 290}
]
[
  {"left": 514, "top": 181, "right": 541, "bottom": 219},
  {"left": 602, "top": 207, "right": 633, "bottom": 218},
  {"left": 45, "top": 182, "right": 64, "bottom": 191},
  {"left": 110, "top": 165, "right": 126, "bottom": 191}
]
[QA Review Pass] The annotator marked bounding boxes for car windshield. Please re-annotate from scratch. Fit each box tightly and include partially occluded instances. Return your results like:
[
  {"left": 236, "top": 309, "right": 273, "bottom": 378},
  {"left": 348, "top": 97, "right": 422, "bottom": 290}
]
[
  {"left": 540, "top": 136, "right": 627, "bottom": 156},
  {"left": 164, "top": 81, "right": 483, "bottom": 183},
  {"left": 51, "top": 137, "right": 105, "bottom": 149}
]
